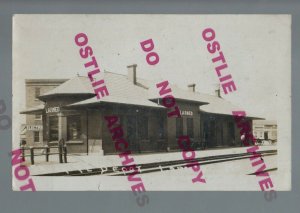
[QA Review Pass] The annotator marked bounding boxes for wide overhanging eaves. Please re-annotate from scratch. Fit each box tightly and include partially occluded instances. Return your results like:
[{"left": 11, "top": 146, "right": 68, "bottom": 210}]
[
  {"left": 20, "top": 104, "right": 44, "bottom": 114},
  {"left": 37, "top": 93, "right": 95, "bottom": 101},
  {"left": 149, "top": 97, "right": 209, "bottom": 105},
  {"left": 65, "top": 96, "right": 166, "bottom": 109},
  {"left": 200, "top": 109, "right": 264, "bottom": 120}
]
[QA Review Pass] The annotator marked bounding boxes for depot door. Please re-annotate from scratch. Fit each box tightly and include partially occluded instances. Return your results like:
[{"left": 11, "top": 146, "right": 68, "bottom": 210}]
[
  {"left": 127, "top": 116, "right": 139, "bottom": 152},
  {"left": 264, "top": 131, "right": 268, "bottom": 140}
]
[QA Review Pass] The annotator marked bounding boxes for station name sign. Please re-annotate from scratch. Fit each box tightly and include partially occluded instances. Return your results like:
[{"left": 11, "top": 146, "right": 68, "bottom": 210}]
[
  {"left": 46, "top": 107, "right": 60, "bottom": 114},
  {"left": 180, "top": 110, "right": 193, "bottom": 116},
  {"left": 25, "top": 125, "right": 43, "bottom": 131}
]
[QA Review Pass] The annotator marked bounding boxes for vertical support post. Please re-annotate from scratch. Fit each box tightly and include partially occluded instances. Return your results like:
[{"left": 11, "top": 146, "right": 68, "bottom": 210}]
[
  {"left": 58, "top": 112, "right": 67, "bottom": 144},
  {"left": 86, "top": 109, "right": 89, "bottom": 155},
  {"left": 45, "top": 145, "right": 49, "bottom": 162},
  {"left": 63, "top": 145, "right": 67, "bottom": 163},
  {"left": 59, "top": 144, "right": 63, "bottom": 163},
  {"left": 30, "top": 147, "right": 34, "bottom": 165}
]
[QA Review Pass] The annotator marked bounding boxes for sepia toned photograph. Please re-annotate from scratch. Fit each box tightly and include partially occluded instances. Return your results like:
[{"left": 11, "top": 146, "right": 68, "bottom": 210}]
[{"left": 12, "top": 15, "right": 291, "bottom": 194}]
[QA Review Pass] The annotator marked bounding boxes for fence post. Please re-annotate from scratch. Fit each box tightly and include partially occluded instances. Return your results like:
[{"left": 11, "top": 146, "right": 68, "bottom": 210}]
[
  {"left": 59, "top": 143, "right": 63, "bottom": 163},
  {"left": 63, "top": 145, "right": 67, "bottom": 163},
  {"left": 45, "top": 145, "right": 49, "bottom": 162},
  {"left": 30, "top": 147, "right": 34, "bottom": 165},
  {"left": 21, "top": 145, "right": 25, "bottom": 161}
]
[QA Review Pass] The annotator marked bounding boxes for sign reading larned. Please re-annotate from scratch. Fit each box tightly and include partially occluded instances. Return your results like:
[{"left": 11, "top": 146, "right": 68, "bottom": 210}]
[{"left": 46, "top": 107, "right": 60, "bottom": 113}]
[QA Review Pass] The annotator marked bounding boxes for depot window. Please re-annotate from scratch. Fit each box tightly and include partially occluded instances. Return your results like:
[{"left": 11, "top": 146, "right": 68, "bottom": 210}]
[
  {"left": 35, "top": 114, "right": 42, "bottom": 120},
  {"left": 210, "top": 120, "right": 215, "bottom": 137},
  {"left": 34, "top": 131, "right": 40, "bottom": 143},
  {"left": 67, "top": 115, "right": 82, "bottom": 141},
  {"left": 158, "top": 116, "right": 165, "bottom": 139},
  {"left": 49, "top": 116, "right": 58, "bottom": 141},
  {"left": 187, "top": 118, "right": 194, "bottom": 138},
  {"left": 138, "top": 116, "right": 148, "bottom": 140},
  {"left": 176, "top": 118, "right": 183, "bottom": 138},
  {"left": 228, "top": 121, "right": 235, "bottom": 139}
]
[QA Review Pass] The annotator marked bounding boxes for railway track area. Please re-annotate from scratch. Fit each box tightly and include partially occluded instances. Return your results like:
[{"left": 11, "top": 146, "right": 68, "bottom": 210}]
[{"left": 34, "top": 149, "right": 277, "bottom": 177}]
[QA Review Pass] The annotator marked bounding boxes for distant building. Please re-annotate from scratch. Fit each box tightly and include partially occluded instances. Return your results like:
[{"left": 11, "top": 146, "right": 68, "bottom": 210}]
[
  {"left": 21, "top": 79, "right": 67, "bottom": 146},
  {"left": 252, "top": 120, "right": 277, "bottom": 142},
  {"left": 20, "top": 65, "right": 262, "bottom": 154}
]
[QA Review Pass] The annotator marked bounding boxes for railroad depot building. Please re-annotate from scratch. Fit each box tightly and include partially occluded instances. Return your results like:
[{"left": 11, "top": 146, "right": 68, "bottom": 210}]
[{"left": 21, "top": 65, "right": 260, "bottom": 155}]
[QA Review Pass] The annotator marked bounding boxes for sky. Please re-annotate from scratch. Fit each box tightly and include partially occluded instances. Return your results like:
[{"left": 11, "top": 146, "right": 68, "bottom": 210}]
[{"left": 13, "top": 14, "right": 291, "bottom": 121}]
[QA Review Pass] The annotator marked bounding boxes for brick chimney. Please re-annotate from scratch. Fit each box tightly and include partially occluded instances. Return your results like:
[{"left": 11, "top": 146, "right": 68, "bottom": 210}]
[
  {"left": 127, "top": 64, "right": 137, "bottom": 85},
  {"left": 188, "top": 83, "right": 196, "bottom": 92}
]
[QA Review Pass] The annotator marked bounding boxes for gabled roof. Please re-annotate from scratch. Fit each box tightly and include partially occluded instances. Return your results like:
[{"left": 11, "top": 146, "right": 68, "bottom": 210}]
[
  {"left": 143, "top": 78, "right": 261, "bottom": 118},
  {"left": 66, "top": 72, "right": 164, "bottom": 109},
  {"left": 68, "top": 95, "right": 163, "bottom": 108},
  {"left": 39, "top": 76, "right": 95, "bottom": 98},
  {"left": 23, "top": 70, "right": 263, "bottom": 119},
  {"left": 199, "top": 94, "right": 263, "bottom": 119},
  {"left": 20, "top": 104, "right": 44, "bottom": 114}
]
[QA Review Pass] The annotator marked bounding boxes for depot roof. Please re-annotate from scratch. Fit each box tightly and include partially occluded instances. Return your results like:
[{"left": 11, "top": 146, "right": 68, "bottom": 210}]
[
  {"left": 67, "top": 95, "right": 164, "bottom": 108},
  {"left": 40, "top": 72, "right": 164, "bottom": 108},
  {"left": 20, "top": 104, "right": 44, "bottom": 114},
  {"left": 147, "top": 84, "right": 209, "bottom": 105},
  {"left": 39, "top": 76, "right": 95, "bottom": 99},
  {"left": 22, "top": 71, "right": 264, "bottom": 118},
  {"left": 199, "top": 95, "right": 263, "bottom": 119}
]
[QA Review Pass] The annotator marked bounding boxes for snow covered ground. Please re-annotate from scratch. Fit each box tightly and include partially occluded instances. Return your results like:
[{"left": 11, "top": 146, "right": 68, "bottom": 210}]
[
  {"left": 27, "top": 155, "right": 277, "bottom": 191},
  {"left": 26, "top": 145, "right": 276, "bottom": 175},
  {"left": 13, "top": 145, "right": 278, "bottom": 191}
]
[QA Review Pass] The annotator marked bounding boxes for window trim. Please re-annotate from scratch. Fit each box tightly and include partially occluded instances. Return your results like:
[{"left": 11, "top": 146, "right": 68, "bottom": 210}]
[
  {"left": 187, "top": 118, "right": 194, "bottom": 138},
  {"left": 67, "top": 115, "right": 82, "bottom": 141},
  {"left": 138, "top": 116, "right": 148, "bottom": 140},
  {"left": 49, "top": 116, "right": 59, "bottom": 141},
  {"left": 176, "top": 117, "right": 183, "bottom": 138},
  {"left": 158, "top": 116, "right": 165, "bottom": 139},
  {"left": 228, "top": 121, "right": 235, "bottom": 139},
  {"left": 33, "top": 131, "right": 40, "bottom": 143},
  {"left": 34, "top": 114, "right": 42, "bottom": 120}
]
